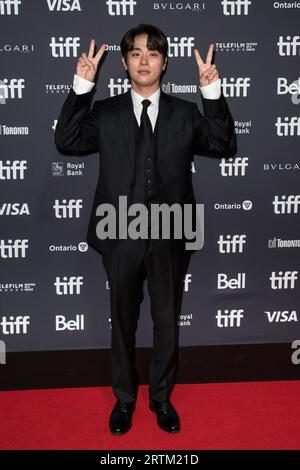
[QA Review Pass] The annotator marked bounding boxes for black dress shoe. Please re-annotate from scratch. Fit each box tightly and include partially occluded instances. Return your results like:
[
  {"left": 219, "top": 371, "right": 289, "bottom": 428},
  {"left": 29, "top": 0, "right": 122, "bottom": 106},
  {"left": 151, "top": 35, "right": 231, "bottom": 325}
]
[
  {"left": 109, "top": 400, "right": 136, "bottom": 435},
  {"left": 149, "top": 399, "right": 180, "bottom": 433}
]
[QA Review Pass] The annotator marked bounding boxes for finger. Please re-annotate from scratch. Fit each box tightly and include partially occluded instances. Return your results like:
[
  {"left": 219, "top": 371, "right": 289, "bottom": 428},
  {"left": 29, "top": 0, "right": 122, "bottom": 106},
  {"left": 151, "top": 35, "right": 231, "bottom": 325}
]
[
  {"left": 207, "top": 71, "right": 218, "bottom": 81},
  {"left": 93, "top": 43, "right": 107, "bottom": 66},
  {"left": 194, "top": 48, "right": 204, "bottom": 67},
  {"left": 202, "top": 66, "right": 214, "bottom": 79},
  {"left": 206, "top": 43, "right": 214, "bottom": 65},
  {"left": 88, "top": 39, "right": 95, "bottom": 60},
  {"left": 82, "top": 52, "right": 92, "bottom": 65}
]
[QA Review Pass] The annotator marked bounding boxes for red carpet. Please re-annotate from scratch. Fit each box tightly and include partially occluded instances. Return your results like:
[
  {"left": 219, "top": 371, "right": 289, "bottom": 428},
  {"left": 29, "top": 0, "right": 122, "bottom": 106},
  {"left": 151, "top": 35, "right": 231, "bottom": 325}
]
[{"left": 0, "top": 381, "right": 300, "bottom": 450}]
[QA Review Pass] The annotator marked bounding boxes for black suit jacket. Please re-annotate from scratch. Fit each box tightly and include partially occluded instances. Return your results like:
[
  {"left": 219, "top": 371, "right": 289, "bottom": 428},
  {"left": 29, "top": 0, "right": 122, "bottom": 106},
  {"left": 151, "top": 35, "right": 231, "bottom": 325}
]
[{"left": 55, "top": 86, "right": 237, "bottom": 254}]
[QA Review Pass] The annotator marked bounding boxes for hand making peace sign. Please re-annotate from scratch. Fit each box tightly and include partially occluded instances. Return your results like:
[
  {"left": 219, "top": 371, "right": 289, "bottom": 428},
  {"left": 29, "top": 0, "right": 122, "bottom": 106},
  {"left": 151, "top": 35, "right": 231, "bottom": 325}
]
[
  {"left": 194, "top": 43, "right": 220, "bottom": 87},
  {"left": 76, "top": 39, "right": 107, "bottom": 82}
]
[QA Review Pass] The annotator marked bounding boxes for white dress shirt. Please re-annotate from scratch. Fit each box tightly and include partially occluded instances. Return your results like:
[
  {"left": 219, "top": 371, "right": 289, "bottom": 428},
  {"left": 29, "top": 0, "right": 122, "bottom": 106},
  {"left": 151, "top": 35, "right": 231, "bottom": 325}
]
[{"left": 72, "top": 74, "right": 221, "bottom": 129}]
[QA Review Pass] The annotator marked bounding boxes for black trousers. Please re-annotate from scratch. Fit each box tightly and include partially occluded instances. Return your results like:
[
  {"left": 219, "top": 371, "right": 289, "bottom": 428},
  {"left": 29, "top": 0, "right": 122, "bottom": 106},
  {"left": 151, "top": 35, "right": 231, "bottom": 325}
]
[{"left": 101, "top": 236, "right": 192, "bottom": 403}]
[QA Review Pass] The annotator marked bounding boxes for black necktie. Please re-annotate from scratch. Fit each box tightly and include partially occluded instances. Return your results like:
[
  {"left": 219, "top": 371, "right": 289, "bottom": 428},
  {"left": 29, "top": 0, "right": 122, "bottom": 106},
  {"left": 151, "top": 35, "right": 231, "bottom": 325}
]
[{"left": 140, "top": 99, "right": 153, "bottom": 150}]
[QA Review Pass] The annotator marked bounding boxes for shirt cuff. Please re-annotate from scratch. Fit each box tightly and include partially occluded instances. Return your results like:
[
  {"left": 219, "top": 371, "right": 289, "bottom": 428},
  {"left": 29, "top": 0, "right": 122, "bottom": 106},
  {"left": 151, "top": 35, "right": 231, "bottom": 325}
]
[
  {"left": 200, "top": 78, "right": 221, "bottom": 99},
  {"left": 72, "top": 74, "right": 95, "bottom": 95}
]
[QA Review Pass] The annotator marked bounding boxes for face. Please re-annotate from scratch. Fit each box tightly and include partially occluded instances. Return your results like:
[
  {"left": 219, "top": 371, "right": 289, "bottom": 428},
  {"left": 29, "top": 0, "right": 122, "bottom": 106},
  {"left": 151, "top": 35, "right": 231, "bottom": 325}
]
[{"left": 122, "top": 33, "right": 167, "bottom": 90}]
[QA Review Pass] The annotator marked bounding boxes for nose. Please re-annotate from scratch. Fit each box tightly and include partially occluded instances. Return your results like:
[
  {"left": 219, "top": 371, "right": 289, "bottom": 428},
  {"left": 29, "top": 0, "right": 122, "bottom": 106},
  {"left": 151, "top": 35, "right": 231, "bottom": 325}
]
[{"left": 140, "top": 53, "right": 149, "bottom": 65}]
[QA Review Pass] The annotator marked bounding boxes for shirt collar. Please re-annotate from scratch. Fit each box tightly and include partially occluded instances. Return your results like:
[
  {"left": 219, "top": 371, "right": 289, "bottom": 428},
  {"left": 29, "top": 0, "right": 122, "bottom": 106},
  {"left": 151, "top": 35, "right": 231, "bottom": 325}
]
[{"left": 130, "top": 87, "right": 160, "bottom": 110}]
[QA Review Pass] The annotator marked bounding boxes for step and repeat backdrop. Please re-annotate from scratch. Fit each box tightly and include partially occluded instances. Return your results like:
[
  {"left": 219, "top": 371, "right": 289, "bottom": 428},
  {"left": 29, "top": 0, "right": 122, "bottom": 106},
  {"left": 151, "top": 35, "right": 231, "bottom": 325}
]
[{"left": 1, "top": 0, "right": 300, "bottom": 356}]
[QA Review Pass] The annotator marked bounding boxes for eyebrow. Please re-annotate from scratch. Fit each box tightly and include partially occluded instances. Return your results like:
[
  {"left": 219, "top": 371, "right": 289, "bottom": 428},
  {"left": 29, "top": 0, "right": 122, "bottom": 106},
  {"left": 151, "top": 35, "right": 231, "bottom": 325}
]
[{"left": 130, "top": 47, "right": 158, "bottom": 52}]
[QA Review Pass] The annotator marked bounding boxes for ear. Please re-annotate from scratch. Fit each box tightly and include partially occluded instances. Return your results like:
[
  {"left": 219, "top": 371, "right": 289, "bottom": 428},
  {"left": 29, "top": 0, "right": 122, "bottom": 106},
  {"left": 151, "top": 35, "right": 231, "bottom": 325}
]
[
  {"left": 162, "top": 57, "right": 168, "bottom": 70},
  {"left": 122, "top": 56, "right": 128, "bottom": 71}
]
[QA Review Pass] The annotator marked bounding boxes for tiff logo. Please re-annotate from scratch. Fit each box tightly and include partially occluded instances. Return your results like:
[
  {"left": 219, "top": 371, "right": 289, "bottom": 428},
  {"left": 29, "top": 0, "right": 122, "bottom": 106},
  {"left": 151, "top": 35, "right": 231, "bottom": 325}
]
[
  {"left": 0, "top": 0, "right": 21, "bottom": 14},
  {"left": 0, "top": 160, "right": 27, "bottom": 179},
  {"left": 219, "top": 157, "right": 248, "bottom": 176},
  {"left": 0, "top": 315, "right": 30, "bottom": 334},
  {"left": 273, "top": 195, "right": 300, "bottom": 214},
  {"left": 54, "top": 276, "right": 83, "bottom": 295},
  {"left": 0, "top": 340, "right": 6, "bottom": 364},
  {"left": 167, "top": 37, "right": 195, "bottom": 57},
  {"left": 275, "top": 117, "right": 300, "bottom": 136},
  {"left": 221, "top": 0, "right": 252, "bottom": 15},
  {"left": 108, "top": 78, "right": 131, "bottom": 96},
  {"left": 222, "top": 77, "right": 250, "bottom": 97},
  {"left": 184, "top": 274, "right": 192, "bottom": 292},
  {"left": 0, "top": 239, "right": 28, "bottom": 258},
  {"left": 0, "top": 79, "right": 25, "bottom": 100},
  {"left": 49, "top": 37, "right": 80, "bottom": 57},
  {"left": 218, "top": 234, "right": 246, "bottom": 253},
  {"left": 106, "top": 0, "right": 136, "bottom": 15},
  {"left": 277, "top": 36, "right": 300, "bottom": 56},
  {"left": 53, "top": 199, "right": 83, "bottom": 218},
  {"left": 270, "top": 271, "right": 298, "bottom": 289},
  {"left": 216, "top": 309, "right": 244, "bottom": 327}
]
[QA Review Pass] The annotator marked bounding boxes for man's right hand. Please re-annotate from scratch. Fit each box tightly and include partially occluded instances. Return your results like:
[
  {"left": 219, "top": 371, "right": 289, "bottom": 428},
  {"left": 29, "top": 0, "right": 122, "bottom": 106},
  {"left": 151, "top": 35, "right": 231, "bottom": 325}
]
[{"left": 76, "top": 39, "right": 107, "bottom": 82}]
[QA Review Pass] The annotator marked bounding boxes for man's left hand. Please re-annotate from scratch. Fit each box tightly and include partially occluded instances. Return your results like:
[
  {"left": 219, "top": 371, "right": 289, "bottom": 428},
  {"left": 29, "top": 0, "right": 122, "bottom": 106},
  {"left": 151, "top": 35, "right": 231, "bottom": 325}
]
[{"left": 194, "top": 43, "right": 220, "bottom": 87}]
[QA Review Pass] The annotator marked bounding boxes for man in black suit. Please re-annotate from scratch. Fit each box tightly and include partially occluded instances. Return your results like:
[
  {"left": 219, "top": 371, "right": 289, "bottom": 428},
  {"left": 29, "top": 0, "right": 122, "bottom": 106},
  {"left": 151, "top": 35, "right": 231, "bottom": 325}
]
[{"left": 55, "top": 24, "right": 236, "bottom": 435}]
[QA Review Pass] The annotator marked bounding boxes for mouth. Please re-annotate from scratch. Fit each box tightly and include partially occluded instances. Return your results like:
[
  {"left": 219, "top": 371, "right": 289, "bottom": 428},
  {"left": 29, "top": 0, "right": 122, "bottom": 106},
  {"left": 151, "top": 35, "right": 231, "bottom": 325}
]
[{"left": 138, "top": 70, "right": 151, "bottom": 75}]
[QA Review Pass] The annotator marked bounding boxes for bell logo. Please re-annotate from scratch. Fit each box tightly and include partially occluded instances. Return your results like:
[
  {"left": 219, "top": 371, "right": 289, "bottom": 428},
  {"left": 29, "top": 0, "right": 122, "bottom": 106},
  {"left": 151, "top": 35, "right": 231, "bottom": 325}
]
[{"left": 55, "top": 314, "right": 85, "bottom": 331}]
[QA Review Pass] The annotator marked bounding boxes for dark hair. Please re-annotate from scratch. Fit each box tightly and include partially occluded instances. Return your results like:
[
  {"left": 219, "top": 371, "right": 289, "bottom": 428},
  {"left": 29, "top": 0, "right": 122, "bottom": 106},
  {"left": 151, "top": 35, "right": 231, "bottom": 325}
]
[{"left": 120, "top": 24, "right": 168, "bottom": 63}]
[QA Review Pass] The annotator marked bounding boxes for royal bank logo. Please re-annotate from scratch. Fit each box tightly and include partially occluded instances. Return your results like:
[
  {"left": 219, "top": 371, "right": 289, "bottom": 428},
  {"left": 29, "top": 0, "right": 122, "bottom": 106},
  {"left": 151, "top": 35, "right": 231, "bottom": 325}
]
[
  {"left": 52, "top": 161, "right": 85, "bottom": 177},
  {"left": 235, "top": 120, "right": 252, "bottom": 135}
]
